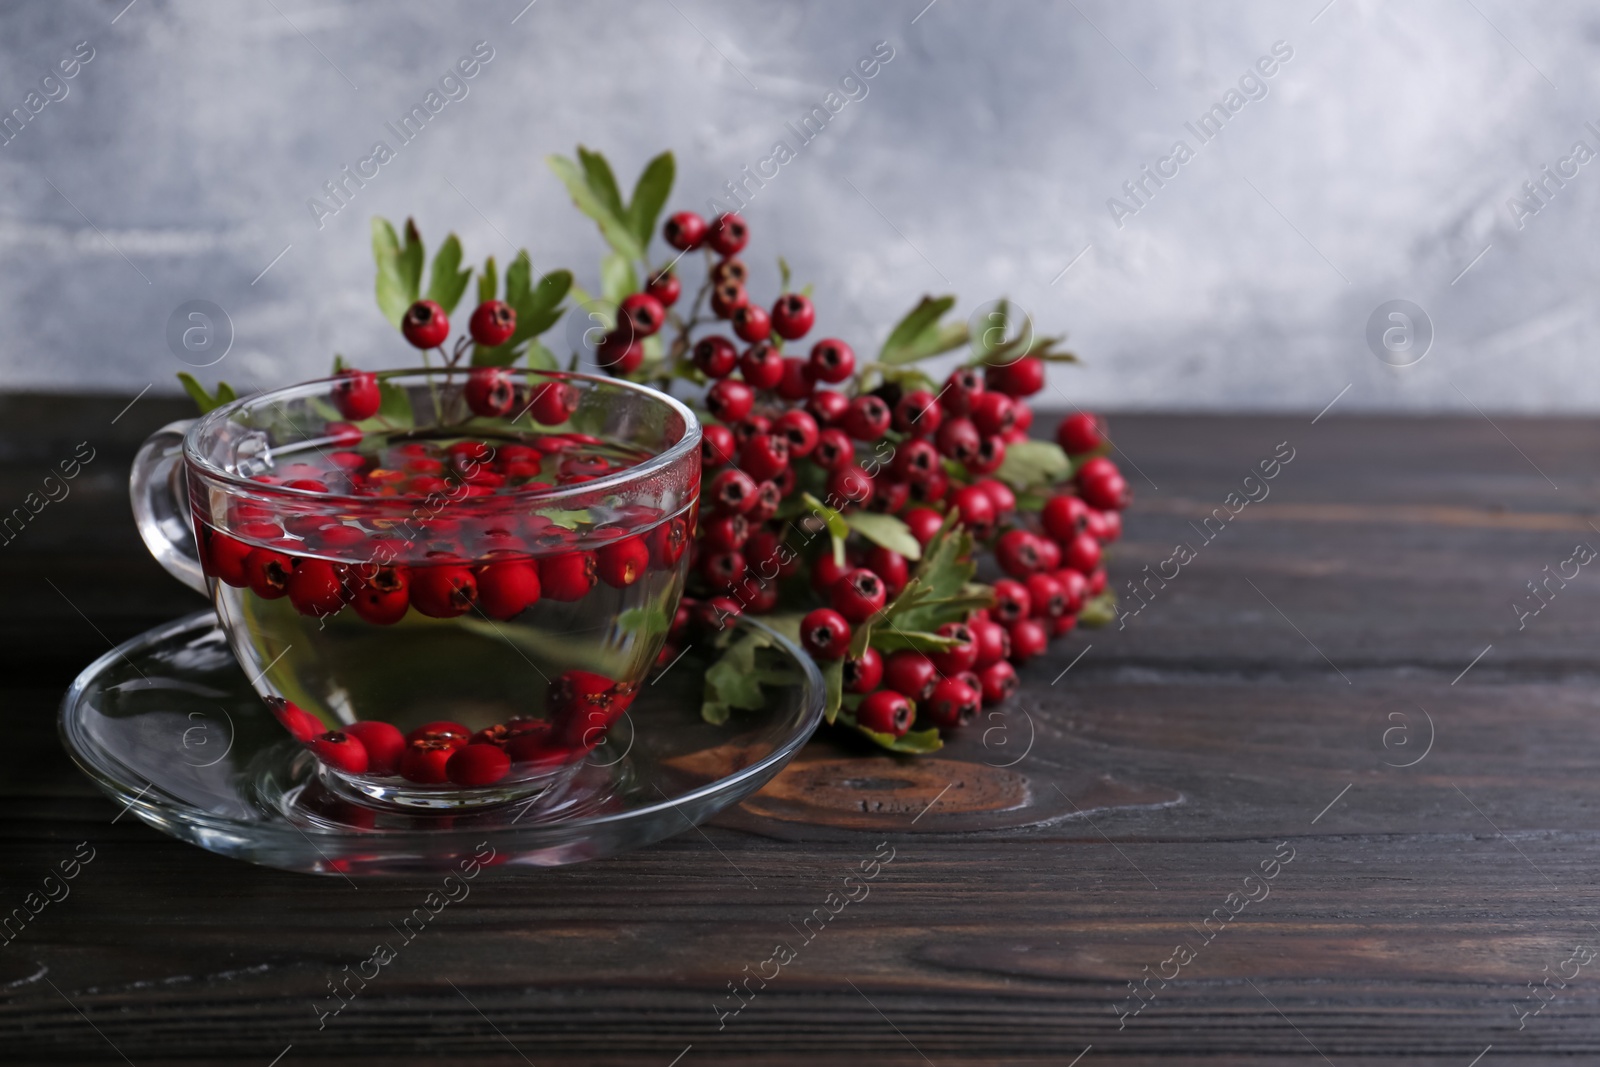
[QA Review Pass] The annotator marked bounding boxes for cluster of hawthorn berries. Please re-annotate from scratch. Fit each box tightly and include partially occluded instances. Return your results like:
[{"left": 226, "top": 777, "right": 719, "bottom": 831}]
[
  {"left": 266, "top": 666, "right": 635, "bottom": 789},
  {"left": 618, "top": 207, "right": 1131, "bottom": 741}
]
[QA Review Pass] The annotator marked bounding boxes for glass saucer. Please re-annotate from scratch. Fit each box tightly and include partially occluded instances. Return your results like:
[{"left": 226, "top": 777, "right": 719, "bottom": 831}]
[{"left": 59, "top": 611, "right": 823, "bottom": 876}]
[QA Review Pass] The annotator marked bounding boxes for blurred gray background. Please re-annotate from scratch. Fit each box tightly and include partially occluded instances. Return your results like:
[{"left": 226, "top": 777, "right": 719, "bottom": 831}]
[{"left": 1, "top": 0, "right": 1595, "bottom": 412}]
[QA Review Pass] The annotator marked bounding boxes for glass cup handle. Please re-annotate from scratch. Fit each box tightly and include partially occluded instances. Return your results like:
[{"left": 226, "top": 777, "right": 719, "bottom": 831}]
[{"left": 129, "top": 419, "right": 209, "bottom": 596}]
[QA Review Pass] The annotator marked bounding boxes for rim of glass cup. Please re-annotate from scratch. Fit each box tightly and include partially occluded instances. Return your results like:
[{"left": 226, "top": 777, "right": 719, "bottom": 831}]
[{"left": 183, "top": 367, "right": 701, "bottom": 508}]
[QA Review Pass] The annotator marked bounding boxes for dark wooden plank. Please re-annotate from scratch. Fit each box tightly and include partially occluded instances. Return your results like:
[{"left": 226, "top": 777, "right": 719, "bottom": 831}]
[{"left": 2, "top": 401, "right": 1598, "bottom": 1063}]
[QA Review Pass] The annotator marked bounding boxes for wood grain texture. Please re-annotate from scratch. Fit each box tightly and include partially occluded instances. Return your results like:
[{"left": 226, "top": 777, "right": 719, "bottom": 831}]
[{"left": 2, "top": 397, "right": 1598, "bottom": 1064}]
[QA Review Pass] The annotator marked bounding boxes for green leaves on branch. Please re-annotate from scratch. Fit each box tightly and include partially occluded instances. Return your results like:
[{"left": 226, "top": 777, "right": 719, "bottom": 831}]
[
  {"left": 967, "top": 298, "right": 1079, "bottom": 367},
  {"left": 548, "top": 147, "right": 675, "bottom": 265},
  {"left": 879, "top": 295, "right": 969, "bottom": 365},
  {"left": 994, "top": 439, "right": 1071, "bottom": 492},
  {"left": 843, "top": 510, "right": 921, "bottom": 561},
  {"left": 801, "top": 491, "right": 849, "bottom": 568},
  {"left": 473, "top": 252, "right": 573, "bottom": 367},
  {"left": 425, "top": 234, "right": 472, "bottom": 315},
  {"left": 701, "top": 621, "right": 805, "bottom": 725},
  {"left": 372, "top": 217, "right": 426, "bottom": 328},
  {"left": 176, "top": 373, "right": 236, "bottom": 414}
]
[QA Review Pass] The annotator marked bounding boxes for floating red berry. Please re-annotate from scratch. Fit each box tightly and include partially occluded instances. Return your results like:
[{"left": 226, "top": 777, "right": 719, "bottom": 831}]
[
  {"left": 469, "top": 300, "right": 517, "bottom": 347},
  {"left": 400, "top": 739, "right": 456, "bottom": 784},
  {"left": 664, "top": 211, "right": 708, "bottom": 250},
  {"left": 308, "top": 730, "right": 368, "bottom": 774},
  {"left": 476, "top": 557, "right": 541, "bottom": 618},
  {"left": 856, "top": 690, "right": 913, "bottom": 737},
  {"left": 539, "top": 551, "right": 597, "bottom": 601},
  {"left": 447, "top": 743, "right": 511, "bottom": 786},
  {"left": 332, "top": 369, "right": 381, "bottom": 421},
  {"left": 597, "top": 535, "right": 650, "bottom": 588},
  {"left": 465, "top": 366, "right": 516, "bottom": 418},
  {"left": 401, "top": 299, "right": 450, "bottom": 349},
  {"left": 708, "top": 212, "right": 749, "bottom": 256},
  {"left": 801, "top": 608, "right": 852, "bottom": 660},
  {"left": 287, "top": 557, "right": 349, "bottom": 617},
  {"left": 410, "top": 563, "right": 478, "bottom": 618},
  {"left": 771, "top": 293, "right": 815, "bottom": 340},
  {"left": 345, "top": 721, "right": 405, "bottom": 777}
]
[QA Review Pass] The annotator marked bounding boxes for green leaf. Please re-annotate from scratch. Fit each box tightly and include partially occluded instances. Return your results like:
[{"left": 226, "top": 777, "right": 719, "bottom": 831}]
[
  {"left": 425, "top": 233, "right": 472, "bottom": 314},
  {"left": 1079, "top": 591, "right": 1118, "bottom": 628},
  {"left": 619, "top": 606, "right": 671, "bottom": 638},
  {"left": 548, "top": 152, "right": 644, "bottom": 260},
  {"left": 375, "top": 378, "right": 414, "bottom": 426},
  {"left": 844, "top": 511, "right": 921, "bottom": 561},
  {"left": 801, "top": 492, "right": 849, "bottom": 568},
  {"left": 702, "top": 629, "right": 777, "bottom": 725},
  {"left": 399, "top": 219, "right": 424, "bottom": 299},
  {"left": 625, "top": 150, "right": 675, "bottom": 252},
  {"left": 600, "top": 253, "right": 638, "bottom": 304},
  {"left": 331, "top": 353, "right": 348, "bottom": 374},
  {"left": 778, "top": 256, "right": 792, "bottom": 291},
  {"left": 214, "top": 382, "right": 237, "bottom": 406},
  {"left": 525, "top": 340, "right": 559, "bottom": 371},
  {"left": 886, "top": 519, "right": 989, "bottom": 633},
  {"left": 970, "top": 298, "right": 1010, "bottom": 360},
  {"left": 879, "top": 295, "right": 969, "bottom": 365},
  {"left": 176, "top": 372, "right": 218, "bottom": 413},
  {"left": 371, "top": 217, "right": 414, "bottom": 329},
  {"left": 505, "top": 250, "right": 532, "bottom": 308},
  {"left": 523, "top": 269, "right": 573, "bottom": 335},
  {"left": 822, "top": 658, "right": 844, "bottom": 725},
  {"left": 578, "top": 147, "right": 626, "bottom": 222},
  {"left": 869, "top": 629, "right": 962, "bottom": 654},
  {"left": 477, "top": 256, "right": 498, "bottom": 305},
  {"left": 995, "top": 440, "right": 1071, "bottom": 491},
  {"left": 872, "top": 726, "right": 945, "bottom": 754}
]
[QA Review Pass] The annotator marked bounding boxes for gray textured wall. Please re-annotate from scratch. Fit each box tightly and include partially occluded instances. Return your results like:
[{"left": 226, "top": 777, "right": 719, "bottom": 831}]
[{"left": 1, "top": 0, "right": 1595, "bottom": 412}]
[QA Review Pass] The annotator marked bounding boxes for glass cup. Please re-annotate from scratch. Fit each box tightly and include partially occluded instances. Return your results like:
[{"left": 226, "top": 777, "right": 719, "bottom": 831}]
[{"left": 131, "top": 368, "right": 700, "bottom": 810}]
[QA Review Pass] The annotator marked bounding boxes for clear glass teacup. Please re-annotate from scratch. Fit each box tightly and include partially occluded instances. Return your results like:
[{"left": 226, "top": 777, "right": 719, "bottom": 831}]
[{"left": 131, "top": 368, "right": 700, "bottom": 809}]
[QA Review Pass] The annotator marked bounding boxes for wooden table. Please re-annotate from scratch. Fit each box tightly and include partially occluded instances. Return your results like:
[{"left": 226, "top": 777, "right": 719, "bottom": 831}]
[{"left": 4, "top": 395, "right": 1598, "bottom": 1065}]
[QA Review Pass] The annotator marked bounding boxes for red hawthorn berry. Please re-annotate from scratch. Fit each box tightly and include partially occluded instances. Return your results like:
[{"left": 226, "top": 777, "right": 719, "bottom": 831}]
[
  {"left": 596, "top": 331, "right": 644, "bottom": 375},
  {"left": 932, "top": 621, "right": 980, "bottom": 675},
  {"left": 709, "top": 468, "right": 758, "bottom": 515},
  {"left": 1057, "top": 568, "right": 1088, "bottom": 615},
  {"left": 910, "top": 468, "right": 950, "bottom": 505},
  {"left": 890, "top": 438, "right": 940, "bottom": 484},
  {"left": 971, "top": 618, "right": 1010, "bottom": 668},
  {"left": 936, "top": 418, "right": 981, "bottom": 464},
  {"left": 201, "top": 527, "right": 252, "bottom": 587},
  {"left": 325, "top": 423, "right": 363, "bottom": 448},
  {"left": 812, "top": 428, "right": 855, "bottom": 471},
  {"left": 1035, "top": 536, "right": 1062, "bottom": 572},
  {"left": 732, "top": 303, "right": 771, "bottom": 343},
  {"left": 528, "top": 381, "right": 580, "bottom": 424},
  {"left": 995, "top": 529, "right": 1043, "bottom": 578},
  {"left": 469, "top": 300, "right": 517, "bottom": 347},
  {"left": 949, "top": 484, "right": 997, "bottom": 539},
  {"left": 776, "top": 356, "right": 816, "bottom": 400},
  {"left": 841, "top": 395, "right": 892, "bottom": 442},
  {"left": 407, "top": 720, "right": 470, "bottom": 747},
  {"left": 708, "top": 212, "right": 749, "bottom": 256},
  {"left": 885, "top": 650, "right": 939, "bottom": 702},
  {"left": 1093, "top": 509, "right": 1122, "bottom": 544},
  {"left": 1042, "top": 494, "right": 1091, "bottom": 543},
  {"left": 971, "top": 392, "right": 1018, "bottom": 437},
  {"left": 808, "top": 339, "right": 856, "bottom": 384},
  {"left": 1051, "top": 612, "right": 1078, "bottom": 638},
  {"left": 706, "top": 380, "right": 755, "bottom": 424},
  {"left": 345, "top": 721, "right": 405, "bottom": 777},
  {"left": 801, "top": 607, "right": 852, "bottom": 660},
  {"left": 694, "top": 335, "right": 739, "bottom": 379},
  {"left": 731, "top": 413, "right": 771, "bottom": 448},
  {"left": 811, "top": 551, "right": 851, "bottom": 595},
  {"left": 857, "top": 689, "right": 914, "bottom": 737},
  {"left": 747, "top": 479, "right": 782, "bottom": 522},
  {"left": 646, "top": 269, "right": 681, "bottom": 307},
  {"left": 979, "top": 479, "right": 1017, "bottom": 517},
  {"left": 539, "top": 550, "right": 597, "bottom": 601},
  {"left": 1025, "top": 572, "right": 1066, "bottom": 619},
  {"left": 893, "top": 389, "right": 943, "bottom": 436},
  {"left": 871, "top": 477, "right": 910, "bottom": 515},
  {"left": 266, "top": 696, "right": 322, "bottom": 741},
  {"left": 350, "top": 567, "right": 410, "bottom": 627},
  {"left": 738, "top": 342, "right": 784, "bottom": 389},
  {"left": 1063, "top": 531, "right": 1103, "bottom": 575},
  {"left": 1057, "top": 412, "right": 1107, "bottom": 456},
  {"left": 1076, "top": 456, "right": 1130, "bottom": 511},
  {"left": 1088, "top": 567, "right": 1107, "bottom": 596},
  {"left": 287, "top": 558, "right": 349, "bottom": 617},
  {"left": 619, "top": 292, "right": 666, "bottom": 338},
  {"left": 664, "top": 211, "right": 708, "bottom": 250},
  {"left": 476, "top": 557, "right": 541, "bottom": 618},
  {"left": 710, "top": 258, "right": 748, "bottom": 286},
  {"left": 865, "top": 545, "right": 909, "bottom": 598},
  {"left": 701, "top": 549, "right": 747, "bottom": 592},
  {"left": 597, "top": 536, "right": 649, "bottom": 588},
  {"left": 987, "top": 355, "right": 1045, "bottom": 397},
  {"left": 411, "top": 563, "right": 478, "bottom": 618},
  {"left": 652, "top": 516, "right": 690, "bottom": 568},
  {"left": 447, "top": 743, "right": 511, "bottom": 787},
  {"left": 903, "top": 506, "right": 945, "bottom": 548},
  {"left": 827, "top": 464, "right": 875, "bottom": 509},
  {"left": 710, "top": 281, "right": 748, "bottom": 319},
  {"left": 465, "top": 366, "right": 516, "bottom": 418},
  {"left": 400, "top": 739, "right": 455, "bottom": 784},
  {"left": 693, "top": 595, "right": 742, "bottom": 634},
  {"left": 831, "top": 567, "right": 887, "bottom": 623},
  {"left": 807, "top": 389, "right": 849, "bottom": 426},
  {"left": 1013, "top": 402, "right": 1034, "bottom": 432},
  {"left": 924, "top": 677, "right": 980, "bottom": 730},
  {"left": 991, "top": 578, "right": 1031, "bottom": 624},
  {"left": 771, "top": 293, "right": 815, "bottom": 340},
  {"left": 308, "top": 730, "right": 368, "bottom": 774},
  {"left": 401, "top": 300, "right": 450, "bottom": 349},
  {"left": 701, "top": 423, "right": 738, "bottom": 469},
  {"left": 940, "top": 368, "right": 984, "bottom": 416},
  {"left": 244, "top": 546, "right": 293, "bottom": 600},
  {"left": 965, "top": 436, "right": 1006, "bottom": 476},
  {"left": 702, "top": 513, "right": 750, "bottom": 552},
  {"left": 332, "top": 369, "right": 381, "bottom": 421},
  {"left": 842, "top": 646, "right": 884, "bottom": 693},
  {"left": 1007, "top": 618, "right": 1048, "bottom": 662},
  {"left": 772, "top": 409, "right": 819, "bottom": 458},
  {"left": 977, "top": 660, "right": 1018, "bottom": 705},
  {"left": 739, "top": 433, "right": 789, "bottom": 482},
  {"left": 742, "top": 578, "right": 780, "bottom": 613}
]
